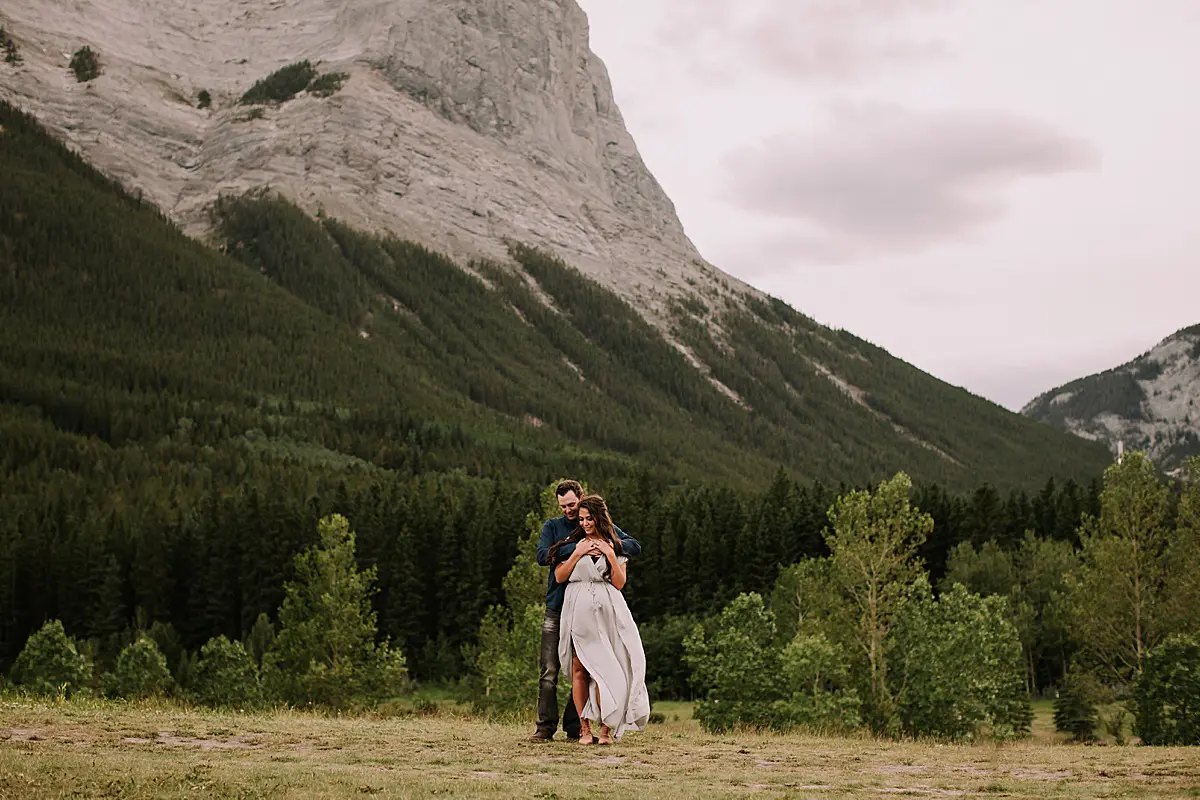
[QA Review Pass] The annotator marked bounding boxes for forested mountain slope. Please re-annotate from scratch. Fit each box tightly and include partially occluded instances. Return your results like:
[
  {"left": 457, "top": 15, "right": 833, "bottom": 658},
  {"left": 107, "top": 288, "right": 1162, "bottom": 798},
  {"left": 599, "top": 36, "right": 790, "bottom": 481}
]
[
  {"left": 0, "top": 102, "right": 1111, "bottom": 679},
  {"left": 0, "top": 100, "right": 1108, "bottom": 493}
]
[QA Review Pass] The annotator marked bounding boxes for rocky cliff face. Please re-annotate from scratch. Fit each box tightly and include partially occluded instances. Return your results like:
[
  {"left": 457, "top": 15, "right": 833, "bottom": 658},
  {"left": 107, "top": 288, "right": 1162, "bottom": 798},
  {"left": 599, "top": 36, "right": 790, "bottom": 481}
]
[
  {"left": 1022, "top": 324, "right": 1200, "bottom": 476},
  {"left": 0, "top": 0, "right": 732, "bottom": 310}
]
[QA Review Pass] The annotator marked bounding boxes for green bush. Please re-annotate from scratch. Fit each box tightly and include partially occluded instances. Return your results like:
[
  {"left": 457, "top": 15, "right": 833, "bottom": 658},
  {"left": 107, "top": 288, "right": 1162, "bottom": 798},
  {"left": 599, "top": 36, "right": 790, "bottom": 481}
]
[
  {"left": 241, "top": 60, "right": 317, "bottom": 105},
  {"left": 104, "top": 637, "right": 174, "bottom": 699},
  {"left": 1053, "top": 667, "right": 1105, "bottom": 742},
  {"left": 778, "top": 632, "right": 861, "bottom": 731},
  {"left": 191, "top": 636, "right": 262, "bottom": 708},
  {"left": 69, "top": 46, "right": 101, "bottom": 82},
  {"left": 1133, "top": 634, "right": 1200, "bottom": 745},
  {"left": 10, "top": 620, "right": 93, "bottom": 697},
  {"left": 893, "top": 579, "right": 1032, "bottom": 740},
  {"left": 684, "top": 593, "right": 787, "bottom": 732},
  {"left": 197, "top": 89, "right": 212, "bottom": 109},
  {"left": 308, "top": 71, "right": 348, "bottom": 98}
]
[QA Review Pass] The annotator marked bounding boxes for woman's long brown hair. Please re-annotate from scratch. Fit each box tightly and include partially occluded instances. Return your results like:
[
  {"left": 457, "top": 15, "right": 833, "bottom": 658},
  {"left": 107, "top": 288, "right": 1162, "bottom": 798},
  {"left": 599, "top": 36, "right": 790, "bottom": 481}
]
[{"left": 549, "top": 494, "right": 623, "bottom": 563}]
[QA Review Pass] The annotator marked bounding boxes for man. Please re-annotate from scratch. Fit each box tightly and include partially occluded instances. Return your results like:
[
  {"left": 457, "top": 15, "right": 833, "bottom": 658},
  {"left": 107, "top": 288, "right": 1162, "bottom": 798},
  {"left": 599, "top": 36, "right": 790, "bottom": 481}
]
[{"left": 530, "top": 479, "right": 641, "bottom": 742}]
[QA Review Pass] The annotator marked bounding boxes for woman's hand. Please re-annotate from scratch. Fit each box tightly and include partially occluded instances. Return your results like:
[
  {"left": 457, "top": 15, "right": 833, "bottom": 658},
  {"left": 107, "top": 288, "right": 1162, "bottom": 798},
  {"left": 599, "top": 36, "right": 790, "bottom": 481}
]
[
  {"left": 602, "top": 540, "right": 627, "bottom": 590},
  {"left": 593, "top": 537, "right": 616, "bottom": 560}
]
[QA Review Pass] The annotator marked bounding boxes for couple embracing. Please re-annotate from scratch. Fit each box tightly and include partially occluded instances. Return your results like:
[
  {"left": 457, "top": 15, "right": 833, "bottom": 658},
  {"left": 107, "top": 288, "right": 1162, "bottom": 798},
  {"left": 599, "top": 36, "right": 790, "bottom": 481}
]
[{"left": 530, "top": 480, "right": 650, "bottom": 745}]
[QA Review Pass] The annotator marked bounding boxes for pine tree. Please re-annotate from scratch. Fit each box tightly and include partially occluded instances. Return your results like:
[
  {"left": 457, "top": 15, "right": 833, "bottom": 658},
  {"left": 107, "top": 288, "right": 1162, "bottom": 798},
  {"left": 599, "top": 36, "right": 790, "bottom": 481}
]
[{"left": 262, "top": 514, "right": 407, "bottom": 707}]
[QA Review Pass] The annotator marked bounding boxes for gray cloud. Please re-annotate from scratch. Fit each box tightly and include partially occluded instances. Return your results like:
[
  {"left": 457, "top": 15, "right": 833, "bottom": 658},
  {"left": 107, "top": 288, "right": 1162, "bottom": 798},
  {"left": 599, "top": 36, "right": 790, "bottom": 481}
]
[
  {"left": 721, "top": 103, "right": 1100, "bottom": 261},
  {"left": 656, "top": 0, "right": 954, "bottom": 82}
]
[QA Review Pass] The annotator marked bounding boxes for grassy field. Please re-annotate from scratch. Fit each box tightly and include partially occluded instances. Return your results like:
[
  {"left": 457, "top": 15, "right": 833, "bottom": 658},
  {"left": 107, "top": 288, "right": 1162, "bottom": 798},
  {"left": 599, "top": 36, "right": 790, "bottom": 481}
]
[{"left": 1, "top": 696, "right": 1198, "bottom": 799}]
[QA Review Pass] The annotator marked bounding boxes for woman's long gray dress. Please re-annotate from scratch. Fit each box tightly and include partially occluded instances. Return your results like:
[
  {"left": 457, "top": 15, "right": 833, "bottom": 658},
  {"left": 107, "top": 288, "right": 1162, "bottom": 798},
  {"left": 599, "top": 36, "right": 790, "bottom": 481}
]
[{"left": 558, "top": 553, "right": 650, "bottom": 740}]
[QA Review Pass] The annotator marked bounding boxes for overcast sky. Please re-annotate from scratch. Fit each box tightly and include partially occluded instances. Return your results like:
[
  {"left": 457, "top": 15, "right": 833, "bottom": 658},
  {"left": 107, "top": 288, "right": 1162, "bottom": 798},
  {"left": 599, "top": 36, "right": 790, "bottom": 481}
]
[{"left": 579, "top": 0, "right": 1200, "bottom": 410}]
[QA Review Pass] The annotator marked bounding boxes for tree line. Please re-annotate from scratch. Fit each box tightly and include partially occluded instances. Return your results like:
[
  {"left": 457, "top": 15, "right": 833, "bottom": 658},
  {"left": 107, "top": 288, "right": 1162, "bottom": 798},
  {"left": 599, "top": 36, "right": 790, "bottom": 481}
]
[
  {"left": 11, "top": 458, "right": 1196, "bottom": 744},
  {"left": 1, "top": 427, "right": 1108, "bottom": 681}
]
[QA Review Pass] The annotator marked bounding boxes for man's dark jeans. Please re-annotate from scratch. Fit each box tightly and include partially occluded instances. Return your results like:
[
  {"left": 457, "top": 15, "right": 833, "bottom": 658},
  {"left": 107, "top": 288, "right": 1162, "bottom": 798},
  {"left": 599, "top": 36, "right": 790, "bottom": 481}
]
[{"left": 537, "top": 608, "right": 580, "bottom": 738}]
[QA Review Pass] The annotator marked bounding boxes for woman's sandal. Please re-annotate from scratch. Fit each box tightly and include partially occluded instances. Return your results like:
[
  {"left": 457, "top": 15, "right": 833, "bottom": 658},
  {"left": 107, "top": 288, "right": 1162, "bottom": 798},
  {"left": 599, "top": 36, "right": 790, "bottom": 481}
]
[
  {"left": 577, "top": 721, "right": 595, "bottom": 745},
  {"left": 597, "top": 725, "right": 613, "bottom": 745}
]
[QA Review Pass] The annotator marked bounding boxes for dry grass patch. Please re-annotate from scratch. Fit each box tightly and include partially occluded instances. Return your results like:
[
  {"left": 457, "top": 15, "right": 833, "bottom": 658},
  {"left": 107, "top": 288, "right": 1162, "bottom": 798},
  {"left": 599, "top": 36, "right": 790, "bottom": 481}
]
[{"left": 0, "top": 697, "right": 1198, "bottom": 798}]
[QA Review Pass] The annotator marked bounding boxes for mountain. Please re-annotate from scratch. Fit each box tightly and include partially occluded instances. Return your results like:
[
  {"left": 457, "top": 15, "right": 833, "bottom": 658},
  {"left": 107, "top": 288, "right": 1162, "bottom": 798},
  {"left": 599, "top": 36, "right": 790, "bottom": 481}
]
[
  {"left": 0, "top": 1, "right": 1115, "bottom": 491},
  {"left": 0, "top": 0, "right": 722, "bottom": 316},
  {"left": 0, "top": 99, "right": 1111, "bottom": 492},
  {"left": 1022, "top": 325, "right": 1200, "bottom": 476}
]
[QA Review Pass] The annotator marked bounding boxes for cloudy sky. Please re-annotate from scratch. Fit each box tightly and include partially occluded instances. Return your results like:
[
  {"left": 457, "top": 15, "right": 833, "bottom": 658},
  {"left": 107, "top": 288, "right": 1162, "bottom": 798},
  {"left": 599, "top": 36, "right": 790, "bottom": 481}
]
[{"left": 578, "top": 0, "right": 1200, "bottom": 410}]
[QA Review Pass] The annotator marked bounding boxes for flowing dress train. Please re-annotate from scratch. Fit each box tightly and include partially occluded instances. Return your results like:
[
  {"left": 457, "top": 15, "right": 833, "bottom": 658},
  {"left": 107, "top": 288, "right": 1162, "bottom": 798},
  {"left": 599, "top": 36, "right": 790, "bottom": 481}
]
[{"left": 558, "top": 554, "right": 649, "bottom": 740}]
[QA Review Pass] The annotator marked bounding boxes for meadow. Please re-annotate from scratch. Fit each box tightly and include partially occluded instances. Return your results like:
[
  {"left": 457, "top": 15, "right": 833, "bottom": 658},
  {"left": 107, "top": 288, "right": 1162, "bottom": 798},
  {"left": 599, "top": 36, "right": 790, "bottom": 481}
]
[{"left": 1, "top": 697, "right": 1198, "bottom": 799}]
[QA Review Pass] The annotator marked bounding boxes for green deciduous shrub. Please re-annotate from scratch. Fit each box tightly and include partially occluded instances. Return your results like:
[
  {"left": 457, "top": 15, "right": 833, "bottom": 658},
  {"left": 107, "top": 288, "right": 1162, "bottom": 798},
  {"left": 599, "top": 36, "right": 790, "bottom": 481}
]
[
  {"left": 684, "top": 593, "right": 787, "bottom": 732},
  {"left": 893, "top": 579, "right": 1032, "bottom": 740},
  {"left": 1133, "top": 634, "right": 1200, "bottom": 745},
  {"left": 234, "top": 107, "right": 266, "bottom": 123},
  {"left": 778, "top": 632, "right": 862, "bottom": 731}
]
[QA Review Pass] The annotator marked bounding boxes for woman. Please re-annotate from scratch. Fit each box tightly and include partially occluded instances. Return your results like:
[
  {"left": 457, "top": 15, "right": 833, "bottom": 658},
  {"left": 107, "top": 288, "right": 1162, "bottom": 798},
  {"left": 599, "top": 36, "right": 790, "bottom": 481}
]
[{"left": 552, "top": 494, "right": 649, "bottom": 745}]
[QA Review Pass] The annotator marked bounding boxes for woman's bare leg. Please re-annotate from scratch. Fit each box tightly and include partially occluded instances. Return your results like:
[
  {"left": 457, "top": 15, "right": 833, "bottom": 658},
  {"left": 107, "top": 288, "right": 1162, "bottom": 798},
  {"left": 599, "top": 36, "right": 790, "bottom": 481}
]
[
  {"left": 571, "top": 648, "right": 593, "bottom": 743},
  {"left": 571, "top": 648, "right": 590, "bottom": 716},
  {"left": 588, "top": 678, "right": 612, "bottom": 744}
]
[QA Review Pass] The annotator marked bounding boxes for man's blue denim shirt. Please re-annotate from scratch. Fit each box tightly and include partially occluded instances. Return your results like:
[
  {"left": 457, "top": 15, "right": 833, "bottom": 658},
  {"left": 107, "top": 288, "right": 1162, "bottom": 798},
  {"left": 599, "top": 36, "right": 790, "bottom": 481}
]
[{"left": 536, "top": 515, "right": 641, "bottom": 612}]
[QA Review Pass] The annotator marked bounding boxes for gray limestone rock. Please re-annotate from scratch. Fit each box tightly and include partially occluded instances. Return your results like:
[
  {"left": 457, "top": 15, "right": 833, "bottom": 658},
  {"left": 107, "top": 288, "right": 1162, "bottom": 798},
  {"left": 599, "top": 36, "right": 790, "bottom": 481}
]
[{"left": 0, "top": 0, "right": 751, "bottom": 317}]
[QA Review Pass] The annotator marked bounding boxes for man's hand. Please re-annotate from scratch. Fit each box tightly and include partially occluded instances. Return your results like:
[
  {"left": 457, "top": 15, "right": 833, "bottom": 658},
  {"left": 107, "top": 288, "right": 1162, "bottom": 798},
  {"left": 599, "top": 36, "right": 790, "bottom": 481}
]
[{"left": 575, "top": 539, "right": 599, "bottom": 557}]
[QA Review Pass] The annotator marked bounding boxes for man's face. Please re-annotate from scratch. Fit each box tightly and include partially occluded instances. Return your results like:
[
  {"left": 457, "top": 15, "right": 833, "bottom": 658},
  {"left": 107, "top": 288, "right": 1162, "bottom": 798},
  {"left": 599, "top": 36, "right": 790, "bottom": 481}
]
[{"left": 558, "top": 491, "right": 580, "bottom": 520}]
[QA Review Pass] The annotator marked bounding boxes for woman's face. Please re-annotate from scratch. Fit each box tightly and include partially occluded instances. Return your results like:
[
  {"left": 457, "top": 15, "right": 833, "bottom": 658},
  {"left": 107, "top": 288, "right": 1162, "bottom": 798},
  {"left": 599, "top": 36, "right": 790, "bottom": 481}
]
[{"left": 579, "top": 507, "right": 596, "bottom": 535}]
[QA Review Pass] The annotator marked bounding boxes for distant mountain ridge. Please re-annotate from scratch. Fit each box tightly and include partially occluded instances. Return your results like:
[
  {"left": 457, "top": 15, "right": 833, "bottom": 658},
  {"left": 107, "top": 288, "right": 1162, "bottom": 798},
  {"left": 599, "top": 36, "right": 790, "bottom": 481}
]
[{"left": 1022, "top": 324, "right": 1200, "bottom": 476}]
